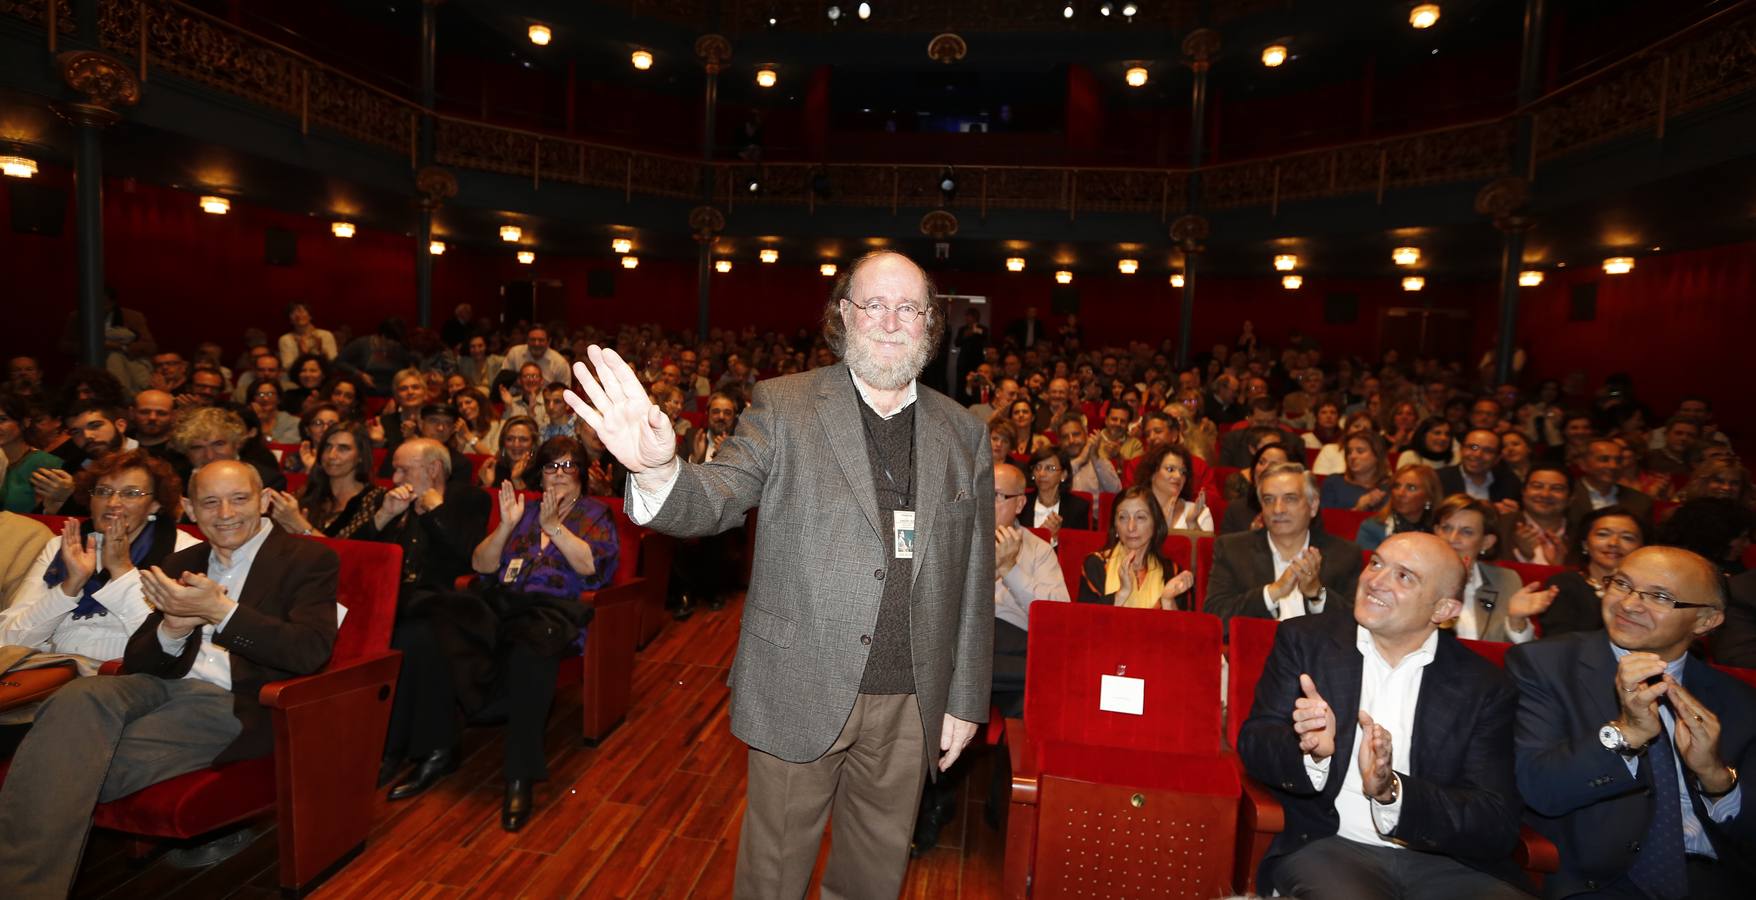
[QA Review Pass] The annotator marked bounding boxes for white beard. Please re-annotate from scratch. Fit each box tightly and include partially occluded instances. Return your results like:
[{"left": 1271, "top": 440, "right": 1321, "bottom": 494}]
[{"left": 842, "top": 327, "right": 931, "bottom": 391}]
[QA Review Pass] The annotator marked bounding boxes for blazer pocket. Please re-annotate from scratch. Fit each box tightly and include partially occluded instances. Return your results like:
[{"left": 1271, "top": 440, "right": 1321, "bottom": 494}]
[{"left": 740, "top": 601, "right": 797, "bottom": 649}]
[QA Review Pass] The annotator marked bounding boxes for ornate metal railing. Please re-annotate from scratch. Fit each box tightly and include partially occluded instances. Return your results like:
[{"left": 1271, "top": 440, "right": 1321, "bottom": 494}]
[{"left": 5, "top": 0, "right": 1752, "bottom": 219}]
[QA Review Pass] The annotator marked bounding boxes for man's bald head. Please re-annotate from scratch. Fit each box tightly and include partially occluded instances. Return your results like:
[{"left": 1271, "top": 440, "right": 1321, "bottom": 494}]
[
  {"left": 1356, "top": 532, "right": 1468, "bottom": 653},
  {"left": 190, "top": 458, "right": 262, "bottom": 497},
  {"left": 1603, "top": 545, "right": 1727, "bottom": 660},
  {"left": 131, "top": 389, "right": 176, "bottom": 440},
  {"left": 994, "top": 462, "right": 1027, "bottom": 528}
]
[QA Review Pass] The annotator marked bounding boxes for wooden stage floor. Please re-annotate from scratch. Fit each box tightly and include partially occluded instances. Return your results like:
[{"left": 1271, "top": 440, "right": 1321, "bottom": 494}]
[{"left": 69, "top": 594, "right": 1009, "bottom": 899}]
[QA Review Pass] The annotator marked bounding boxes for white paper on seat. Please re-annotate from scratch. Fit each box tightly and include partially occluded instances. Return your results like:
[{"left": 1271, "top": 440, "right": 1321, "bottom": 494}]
[{"left": 1098, "top": 674, "right": 1145, "bottom": 715}]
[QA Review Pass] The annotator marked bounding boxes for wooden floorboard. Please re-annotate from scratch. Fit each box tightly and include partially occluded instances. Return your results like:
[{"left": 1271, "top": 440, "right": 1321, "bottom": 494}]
[{"left": 64, "top": 594, "right": 1008, "bottom": 898}]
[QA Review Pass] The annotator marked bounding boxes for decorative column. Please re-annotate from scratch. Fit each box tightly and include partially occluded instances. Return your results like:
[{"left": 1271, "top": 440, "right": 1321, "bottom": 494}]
[
  {"left": 1493, "top": 0, "right": 1548, "bottom": 385},
  {"left": 54, "top": 50, "right": 139, "bottom": 367},
  {"left": 693, "top": 35, "right": 731, "bottom": 341},
  {"left": 1175, "top": 28, "right": 1219, "bottom": 369},
  {"left": 415, "top": 0, "right": 441, "bottom": 328}
]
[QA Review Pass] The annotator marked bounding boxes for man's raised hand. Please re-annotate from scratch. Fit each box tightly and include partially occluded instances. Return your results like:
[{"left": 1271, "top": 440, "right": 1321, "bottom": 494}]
[{"left": 564, "top": 347, "right": 677, "bottom": 474}]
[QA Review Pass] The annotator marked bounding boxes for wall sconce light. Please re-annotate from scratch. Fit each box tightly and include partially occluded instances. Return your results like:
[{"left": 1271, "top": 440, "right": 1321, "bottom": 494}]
[
  {"left": 715, "top": 259, "right": 732, "bottom": 273},
  {"left": 1169, "top": 273, "right": 1185, "bottom": 288},
  {"left": 621, "top": 255, "right": 639, "bottom": 269},
  {"left": 517, "top": 250, "right": 535, "bottom": 264},
  {"left": 1518, "top": 270, "right": 1543, "bottom": 287},
  {"left": 1261, "top": 44, "right": 1288, "bottom": 67},
  {"left": 429, "top": 240, "right": 445, "bottom": 255},
  {"left": 1281, "top": 274, "right": 1303, "bottom": 289},
  {"left": 500, "top": 225, "right": 522, "bottom": 242},
  {"left": 1401, "top": 276, "right": 1425, "bottom": 291},
  {"left": 1117, "top": 259, "right": 1139, "bottom": 275},
  {"left": 1125, "top": 66, "right": 1148, "bottom": 88},
  {"left": 820, "top": 263, "right": 838, "bottom": 277},
  {"left": 199, "top": 196, "right": 230, "bottom": 214},
  {"left": 1410, "top": 4, "right": 1441, "bottom": 29},
  {"left": 760, "top": 248, "right": 779, "bottom": 264},
  {"left": 1602, "top": 257, "right": 1634, "bottom": 275},
  {"left": 611, "top": 238, "right": 632, "bottom": 254},
  {"left": 631, "top": 49, "right": 653, "bottom": 70},
  {"left": 528, "top": 24, "right": 551, "bottom": 45},
  {"left": 1055, "top": 270, "right": 1073, "bottom": 284},
  {"left": 331, "top": 221, "right": 355, "bottom": 238},
  {"left": 1392, "top": 246, "right": 1420, "bottom": 266},
  {"left": 1005, "top": 257, "right": 1025, "bottom": 272},
  {"left": 756, "top": 66, "right": 777, "bottom": 87},
  {"left": 1273, "top": 254, "right": 1299, "bottom": 271},
  {"left": 0, "top": 155, "right": 38, "bottom": 178}
]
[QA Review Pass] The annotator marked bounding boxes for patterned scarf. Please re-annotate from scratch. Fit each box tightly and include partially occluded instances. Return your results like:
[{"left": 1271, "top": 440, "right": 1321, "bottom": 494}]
[{"left": 42, "top": 516, "right": 176, "bottom": 620}]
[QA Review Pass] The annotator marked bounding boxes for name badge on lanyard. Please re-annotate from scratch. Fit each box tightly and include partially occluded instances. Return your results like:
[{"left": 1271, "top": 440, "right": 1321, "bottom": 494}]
[
  {"left": 502, "top": 557, "right": 526, "bottom": 585},
  {"left": 893, "top": 510, "right": 916, "bottom": 560}
]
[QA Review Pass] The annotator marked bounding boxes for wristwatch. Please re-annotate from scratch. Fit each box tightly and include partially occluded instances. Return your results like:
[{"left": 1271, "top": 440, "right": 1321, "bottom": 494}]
[
  {"left": 1599, "top": 721, "right": 1649, "bottom": 756},
  {"left": 1701, "top": 765, "right": 1740, "bottom": 800},
  {"left": 1303, "top": 587, "right": 1328, "bottom": 606}
]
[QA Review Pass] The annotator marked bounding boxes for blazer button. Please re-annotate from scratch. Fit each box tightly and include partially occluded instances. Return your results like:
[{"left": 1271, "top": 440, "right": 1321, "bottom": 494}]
[
  {"left": 1629, "top": 841, "right": 1640, "bottom": 852},
  {"left": 874, "top": 569, "right": 885, "bottom": 580},
  {"left": 860, "top": 634, "right": 872, "bottom": 645}
]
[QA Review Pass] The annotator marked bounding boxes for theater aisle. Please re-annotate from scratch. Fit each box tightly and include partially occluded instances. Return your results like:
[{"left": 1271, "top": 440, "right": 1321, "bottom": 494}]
[{"left": 69, "top": 594, "right": 1007, "bottom": 899}]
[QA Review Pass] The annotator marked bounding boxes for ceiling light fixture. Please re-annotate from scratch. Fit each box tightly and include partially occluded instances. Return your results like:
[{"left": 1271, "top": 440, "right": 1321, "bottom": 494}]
[
  {"left": 820, "top": 263, "right": 838, "bottom": 277},
  {"left": 756, "top": 66, "right": 777, "bottom": 87},
  {"left": 1055, "top": 270, "right": 1073, "bottom": 284},
  {"left": 1125, "top": 66, "right": 1148, "bottom": 87},
  {"left": 331, "top": 221, "right": 355, "bottom": 238},
  {"left": 0, "top": 155, "right": 38, "bottom": 178},
  {"left": 622, "top": 255, "right": 639, "bottom": 269},
  {"left": 1262, "top": 44, "right": 1288, "bottom": 67},
  {"left": 611, "top": 238, "right": 632, "bottom": 254},
  {"left": 500, "top": 225, "right": 522, "bottom": 242},
  {"left": 631, "top": 49, "right": 653, "bottom": 70},
  {"left": 517, "top": 250, "right": 535, "bottom": 265},
  {"left": 527, "top": 24, "right": 551, "bottom": 45},
  {"left": 1602, "top": 257, "right": 1634, "bottom": 275},
  {"left": 1273, "top": 253, "right": 1299, "bottom": 271},
  {"left": 715, "top": 259, "right": 732, "bottom": 273},
  {"left": 1401, "top": 276, "right": 1425, "bottom": 291},
  {"left": 1281, "top": 274, "right": 1303, "bottom": 290},
  {"left": 760, "top": 248, "right": 779, "bottom": 264},
  {"left": 1117, "top": 258, "right": 1139, "bottom": 275},
  {"left": 1121, "top": 1, "right": 1138, "bottom": 16},
  {"left": 857, "top": 2, "right": 871, "bottom": 19},
  {"left": 1100, "top": 2, "right": 1114, "bottom": 16},
  {"left": 1518, "top": 270, "right": 1543, "bottom": 287},
  {"left": 1410, "top": 4, "right": 1441, "bottom": 29},
  {"left": 826, "top": 5, "right": 841, "bottom": 22},
  {"left": 1392, "top": 246, "right": 1420, "bottom": 266},
  {"left": 1005, "top": 257, "right": 1026, "bottom": 272},
  {"left": 199, "top": 196, "right": 230, "bottom": 214},
  {"left": 1170, "top": 273, "right": 1185, "bottom": 288},
  {"left": 1062, "top": 2, "right": 1074, "bottom": 19},
  {"left": 429, "top": 240, "right": 445, "bottom": 255}
]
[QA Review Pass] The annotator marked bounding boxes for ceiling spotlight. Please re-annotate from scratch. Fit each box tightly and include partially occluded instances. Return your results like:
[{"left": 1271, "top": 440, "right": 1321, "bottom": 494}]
[
  {"left": 1170, "top": 273, "right": 1185, "bottom": 288},
  {"left": 1262, "top": 44, "right": 1288, "bottom": 67},
  {"left": 199, "top": 196, "right": 230, "bottom": 215},
  {"left": 1518, "top": 270, "right": 1544, "bottom": 287},
  {"left": 857, "top": 2, "right": 871, "bottom": 19},
  {"left": 1273, "top": 253, "right": 1298, "bottom": 271},
  {"left": 1281, "top": 274, "right": 1303, "bottom": 290},
  {"left": 1125, "top": 66, "right": 1148, "bottom": 87},
  {"left": 1055, "top": 270, "right": 1073, "bottom": 284},
  {"left": 622, "top": 255, "right": 640, "bottom": 269},
  {"left": 1602, "top": 257, "right": 1634, "bottom": 275},
  {"left": 1121, "top": 1, "right": 1138, "bottom": 15},
  {"left": 1117, "top": 258, "right": 1139, "bottom": 275},
  {"left": 1062, "top": 2, "right": 1074, "bottom": 18},
  {"left": 517, "top": 250, "right": 535, "bottom": 265},
  {"left": 745, "top": 174, "right": 762, "bottom": 194},
  {"left": 820, "top": 263, "right": 838, "bottom": 277},
  {"left": 756, "top": 66, "right": 777, "bottom": 88},
  {"left": 331, "top": 221, "right": 355, "bottom": 238},
  {"left": 1392, "top": 246, "right": 1420, "bottom": 266},
  {"left": 1410, "top": 4, "right": 1441, "bottom": 29},
  {"left": 1401, "top": 276, "right": 1425, "bottom": 291},
  {"left": 0, "top": 155, "right": 37, "bottom": 178},
  {"left": 429, "top": 240, "right": 445, "bottom": 255},
  {"left": 760, "top": 248, "right": 779, "bottom": 264},
  {"left": 500, "top": 225, "right": 522, "bottom": 242},
  {"left": 528, "top": 24, "right": 551, "bottom": 45},
  {"left": 1005, "top": 257, "right": 1026, "bottom": 272},
  {"left": 1100, "top": 2, "right": 1113, "bottom": 16},
  {"left": 826, "top": 5, "right": 840, "bottom": 21},
  {"left": 715, "top": 259, "right": 733, "bottom": 273},
  {"left": 631, "top": 49, "right": 653, "bottom": 70},
  {"left": 611, "top": 238, "right": 632, "bottom": 254}
]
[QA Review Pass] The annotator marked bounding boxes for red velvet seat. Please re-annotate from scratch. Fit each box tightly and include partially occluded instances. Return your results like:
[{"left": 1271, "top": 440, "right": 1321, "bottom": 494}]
[
  {"left": 1048, "top": 527, "right": 1105, "bottom": 602},
  {"left": 1320, "top": 507, "right": 1372, "bottom": 541},
  {"left": 1094, "top": 490, "right": 1114, "bottom": 533},
  {"left": 84, "top": 536, "right": 403, "bottom": 894},
  {"left": 1194, "top": 535, "right": 1215, "bottom": 608},
  {"left": 1005, "top": 603, "right": 1239, "bottom": 898},
  {"left": 1490, "top": 560, "right": 1570, "bottom": 587},
  {"left": 1068, "top": 490, "right": 1097, "bottom": 530},
  {"left": 23, "top": 513, "right": 73, "bottom": 534}
]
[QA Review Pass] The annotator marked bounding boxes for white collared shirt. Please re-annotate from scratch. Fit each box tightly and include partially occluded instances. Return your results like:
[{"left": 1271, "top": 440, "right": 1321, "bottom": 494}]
[
  {"left": 1304, "top": 626, "right": 1440, "bottom": 848},
  {"left": 994, "top": 527, "right": 1069, "bottom": 631},
  {"left": 1609, "top": 643, "right": 1741, "bottom": 856},
  {"left": 1, "top": 529, "right": 201, "bottom": 662},
  {"left": 1585, "top": 481, "right": 1620, "bottom": 510},
  {"left": 156, "top": 519, "right": 274, "bottom": 691},
  {"left": 1460, "top": 469, "right": 1494, "bottom": 501},
  {"left": 1262, "top": 532, "right": 1322, "bottom": 620},
  {"left": 1453, "top": 563, "right": 1535, "bottom": 643}
]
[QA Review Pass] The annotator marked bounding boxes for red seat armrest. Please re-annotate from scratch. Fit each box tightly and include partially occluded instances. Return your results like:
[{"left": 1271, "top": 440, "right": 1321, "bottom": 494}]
[
  {"left": 1005, "top": 717, "right": 1039, "bottom": 807},
  {"left": 582, "top": 578, "right": 645, "bottom": 610},
  {"left": 99, "top": 659, "right": 124, "bottom": 676},
  {"left": 259, "top": 651, "right": 403, "bottom": 709},
  {"left": 1517, "top": 824, "right": 1559, "bottom": 874},
  {"left": 1240, "top": 774, "right": 1285, "bottom": 834}
]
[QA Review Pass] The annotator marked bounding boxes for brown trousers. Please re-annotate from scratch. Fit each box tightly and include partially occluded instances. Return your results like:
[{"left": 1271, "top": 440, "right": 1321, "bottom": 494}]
[{"left": 734, "top": 693, "right": 928, "bottom": 900}]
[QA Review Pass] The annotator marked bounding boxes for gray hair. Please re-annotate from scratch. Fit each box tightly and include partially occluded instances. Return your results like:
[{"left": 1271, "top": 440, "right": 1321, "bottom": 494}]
[
  {"left": 1257, "top": 461, "right": 1320, "bottom": 508},
  {"left": 820, "top": 250, "right": 944, "bottom": 357}
]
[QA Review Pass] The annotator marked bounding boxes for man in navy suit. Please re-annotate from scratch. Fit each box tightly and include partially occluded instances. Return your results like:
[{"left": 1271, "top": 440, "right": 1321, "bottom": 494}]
[
  {"left": 1239, "top": 531, "right": 1528, "bottom": 898},
  {"left": 1507, "top": 545, "right": 1755, "bottom": 898}
]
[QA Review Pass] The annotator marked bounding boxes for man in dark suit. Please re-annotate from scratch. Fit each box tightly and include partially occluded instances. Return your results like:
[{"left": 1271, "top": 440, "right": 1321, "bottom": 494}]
[
  {"left": 1004, "top": 305, "right": 1044, "bottom": 348},
  {"left": 1507, "top": 546, "right": 1755, "bottom": 899},
  {"left": 567, "top": 251, "right": 993, "bottom": 899},
  {"left": 0, "top": 460, "right": 338, "bottom": 896},
  {"left": 1238, "top": 531, "right": 1528, "bottom": 898},
  {"left": 1437, "top": 428, "right": 1522, "bottom": 514},
  {"left": 1567, "top": 438, "right": 1654, "bottom": 531},
  {"left": 1205, "top": 462, "right": 1363, "bottom": 630}
]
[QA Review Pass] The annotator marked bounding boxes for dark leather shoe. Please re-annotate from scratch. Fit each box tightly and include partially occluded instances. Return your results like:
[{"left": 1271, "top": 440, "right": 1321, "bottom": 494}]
[
  {"left": 377, "top": 756, "right": 406, "bottom": 789},
  {"left": 502, "top": 779, "right": 533, "bottom": 832},
  {"left": 388, "top": 748, "right": 458, "bottom": 801}
]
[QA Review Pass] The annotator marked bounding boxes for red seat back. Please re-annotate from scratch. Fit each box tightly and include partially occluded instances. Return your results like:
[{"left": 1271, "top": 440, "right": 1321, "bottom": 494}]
[
  {"left": 310, "top": 537, "right": 402, "bottom": 664},
  {"left": 1069, "top": 490, "right": 1096, "bottom": 530},
  {"left": 283, "top": 472, "right": 308, "bottom": 495},
  {"left": 1095, "top": 491, "right": 1115, "bottom": 533},
  {"left": 1303, "top": 447, "right": 1320, "bottom": 467},
  {"left": 1161, "top": 534, "right": 1193, "bottom": 575},
  {"left": 1711, "top": 663, "right": 1756, "bottom": 691},
  {"left": 1051, "top": 528, "right": 1106, "bottom": 601},
  {"left": 680, "top": 410, "right": 705, "bottom": 430},
  {"left": 1225, "top": 616, "right": 1280, "bottom": 747},
  {"left": 1195, "top": 536, "right": 1215, "bottom": 608},
  {"left": 1320, "top": 508, "right": 1372, "bottom": 541},
  {"left": 23, "top": 513, "right": 72, "bottom": 535},
  {"left": 1459, "top": 637, "right": 1512, "bottom": 669},
  {"left": 1491, "top": 560, "right": 1569, "bottom": 587},
  {"left": 1025, "top": 603, "right": 1223, "bottom": 755}
]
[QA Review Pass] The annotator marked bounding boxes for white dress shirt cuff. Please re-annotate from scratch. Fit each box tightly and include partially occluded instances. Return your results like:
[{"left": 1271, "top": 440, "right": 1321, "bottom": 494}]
[
  {"left": 625, "top": 463, "right": 682, "bottom": 526},
  {"left": 157, "top": 625, "right": 190, "bottom": 655},
  {"left": 1303, "top": 753, "right": 1331, "bottom": 790},
  {"left": 1704, "top": 784, "right": 1742, "bottom": 823},
  {"left": 213, "top": 604, "right": 238, "bottom": 635},
  {"left": 1370, "top": 775, "right": 1405, "bottom": 835},
  {"left": 1504, "top": 615, "right": 1537, "bottom": 644},
  {"left": 1268, "top": 586, "right": 1308, "bottom": 620}
]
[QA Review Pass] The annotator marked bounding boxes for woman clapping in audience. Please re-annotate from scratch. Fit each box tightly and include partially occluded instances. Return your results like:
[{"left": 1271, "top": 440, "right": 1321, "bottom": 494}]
[
  {"left": 1076, "top": 485, "right": 1194, "bottom": 609},
  {"left": 266, "top": 422, "right": 385, "bottom": 539},
  {"left": 1138, "top": 443, "right": 1212, "bottom": 532},
  {"left": 453, "top": 388, "right": 501, "bottom": 457},
  {"left": 1356, "top": 464, "right": 1442, "bottom": 550},
  {"left": 1319, "top": 431, "right": 1390, "bottom": 511},
  {"left": 481, "top": 416, "right": 539, "bottom": 490},
  {"left": 246, "top": 377, "right": 301, "bottom": 444}
]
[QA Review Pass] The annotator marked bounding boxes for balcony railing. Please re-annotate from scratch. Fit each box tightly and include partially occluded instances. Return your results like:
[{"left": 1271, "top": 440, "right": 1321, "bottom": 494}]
[{"left": 5, "top": 0, "right": 1751, "bottom": 220}]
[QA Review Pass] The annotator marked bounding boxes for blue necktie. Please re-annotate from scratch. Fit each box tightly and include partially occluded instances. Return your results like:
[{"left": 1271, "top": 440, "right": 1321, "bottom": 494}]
[{"left": 1626, "top": 723, "right": 1688, "bottom": 900}]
